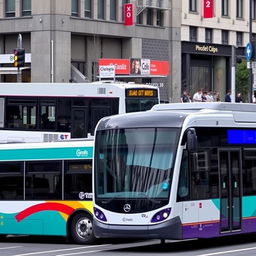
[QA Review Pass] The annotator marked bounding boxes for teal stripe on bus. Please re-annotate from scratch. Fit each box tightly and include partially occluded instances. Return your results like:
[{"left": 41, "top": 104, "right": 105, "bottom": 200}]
[{"left": 0, "top": 147, "right": 93, "bottom": 161}]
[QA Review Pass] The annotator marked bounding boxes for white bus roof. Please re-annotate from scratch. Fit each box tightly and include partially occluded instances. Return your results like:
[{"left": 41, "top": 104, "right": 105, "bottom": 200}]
[
  {"left": 0, "top": 82, "right": 157, "bottom": 97},
  {"left": 151, "top": 102, "right": 256, "bottom": 113}
]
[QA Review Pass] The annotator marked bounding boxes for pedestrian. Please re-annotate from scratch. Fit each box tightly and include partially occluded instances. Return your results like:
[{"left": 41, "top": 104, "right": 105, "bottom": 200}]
[
  {"left": 235, "top": 93, "right": 243, "bottom": 103},
  {"left": 206, "top": 90, "right": 214, "bottom": 102},
  {"left": 225, "top": 90, "right": 231, "bottom": 102},
  {"left": 193, "top": 89, "right": 202, "bottom": 102},
  {"left": 180, "top": 90, "right": 191, "bottom": 103},
  {"left": 202, "top": 91, "right": 207, "bottom": 102},
  {"left": 214, "top": 91, "right": 220, "bottom": 102}
]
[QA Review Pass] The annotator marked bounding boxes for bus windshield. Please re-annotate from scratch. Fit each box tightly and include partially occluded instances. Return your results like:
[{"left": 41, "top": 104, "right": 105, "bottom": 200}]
[
  {"left": 95, "top": 128, "right": 179, "bottom": 200},
  {"left": 126, "top": 98, "right": 159, "bottom": 113}
]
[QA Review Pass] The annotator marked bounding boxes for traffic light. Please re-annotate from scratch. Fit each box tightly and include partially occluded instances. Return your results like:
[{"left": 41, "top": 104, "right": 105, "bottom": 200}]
[{"left": 13, "top": 48, "right": 25, "bottom": 67}]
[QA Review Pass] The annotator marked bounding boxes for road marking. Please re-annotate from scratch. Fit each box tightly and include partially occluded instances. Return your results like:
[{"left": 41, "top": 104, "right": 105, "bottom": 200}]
[
  {"left": 197, "top": 246, "right": 256, "bottom": 256},
  {"left": 12, "top": 244, "right": 111, "bottom": 256},
  {"left": 0, "top": 246, "right": 23, "bottom": 250},
  {"left": 57, "top": 250, "right": 104, "bottom": 256}
]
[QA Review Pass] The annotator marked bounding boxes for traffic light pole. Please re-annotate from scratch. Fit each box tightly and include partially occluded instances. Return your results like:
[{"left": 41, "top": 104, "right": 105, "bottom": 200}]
[{"left": 16, "top": 34, "right": 22, "bottom": 83}]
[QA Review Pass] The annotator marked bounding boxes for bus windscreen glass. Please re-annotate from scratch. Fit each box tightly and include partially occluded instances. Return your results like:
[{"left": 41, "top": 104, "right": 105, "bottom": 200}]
[{"left": 95, "top": 128, "right": 179, "bottom": 201}]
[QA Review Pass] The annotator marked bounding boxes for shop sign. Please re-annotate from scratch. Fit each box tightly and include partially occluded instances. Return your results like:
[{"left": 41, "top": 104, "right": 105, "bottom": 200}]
[{"left": 195, "top": 44, "right": 218, "bottom": 54}]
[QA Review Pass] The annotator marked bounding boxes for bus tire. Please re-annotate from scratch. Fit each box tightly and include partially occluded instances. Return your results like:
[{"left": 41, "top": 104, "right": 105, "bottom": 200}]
[{"left": 70, "top": 213, "right": 95, "bottom": 244}]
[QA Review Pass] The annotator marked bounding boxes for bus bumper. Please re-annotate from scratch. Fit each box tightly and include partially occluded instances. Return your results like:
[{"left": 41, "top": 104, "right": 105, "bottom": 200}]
[{"left": 93, "top": 216, "right": 182, "bottom": 239}]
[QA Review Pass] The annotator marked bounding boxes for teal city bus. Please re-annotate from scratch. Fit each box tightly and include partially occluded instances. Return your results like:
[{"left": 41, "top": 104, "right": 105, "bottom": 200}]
[{"left": 0, "top": 139, "right": 94, "bottom": 244}]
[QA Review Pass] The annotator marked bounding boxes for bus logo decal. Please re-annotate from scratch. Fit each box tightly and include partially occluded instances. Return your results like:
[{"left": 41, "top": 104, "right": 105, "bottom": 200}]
[
  {"left": 123, "top": 204, "right": 131, "bottom": 213},
  {"left": 76, "top": 149, "right": 89, "bottom": 157}
]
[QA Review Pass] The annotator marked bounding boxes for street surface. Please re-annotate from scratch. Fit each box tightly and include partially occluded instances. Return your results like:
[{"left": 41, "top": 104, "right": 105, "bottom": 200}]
[{"left": 0, "top": 234, "right": 256, "bottom": 256}]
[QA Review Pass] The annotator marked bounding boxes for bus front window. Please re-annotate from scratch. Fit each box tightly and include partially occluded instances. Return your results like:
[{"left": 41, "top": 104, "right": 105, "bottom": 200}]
[
  {"left": 126, "top": 98, "right": 159, "bottom": 113},
  {"left": 95, "top": 128, "right": 179, "bottom": 212}
]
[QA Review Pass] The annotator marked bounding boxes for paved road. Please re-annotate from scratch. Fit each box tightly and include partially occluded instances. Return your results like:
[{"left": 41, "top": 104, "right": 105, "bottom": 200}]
[{"left": 1, "top": 234, "right": 256, "bottom": 256}]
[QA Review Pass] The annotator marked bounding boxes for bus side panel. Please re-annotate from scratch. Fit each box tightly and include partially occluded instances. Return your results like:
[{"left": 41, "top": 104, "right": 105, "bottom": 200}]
[
  {"left": 242, "top": 196, "right": 256, "bottom": 233},
  {"left": 182, "top": 200, "right": 220, "bottom": 239},
  {"left": 0, "top": 201, "right": 93, "bottom": 236}
]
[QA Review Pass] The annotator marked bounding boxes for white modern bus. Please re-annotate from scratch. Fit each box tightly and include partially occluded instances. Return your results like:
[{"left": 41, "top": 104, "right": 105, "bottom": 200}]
[
  {"left": 93, "top": 103, "right": 256, "bottom": 241},
  {"left": 0, "top": 81, "right": 159, "bottom": 140},
  {"left": 0, "top": 139, "right": 95, "bottom": 244}
]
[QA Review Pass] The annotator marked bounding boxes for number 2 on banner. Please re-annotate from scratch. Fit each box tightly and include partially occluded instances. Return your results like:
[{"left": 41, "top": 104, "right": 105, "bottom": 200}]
[{"left": 206, "top": 0, "right": 210, "bottom": 7}]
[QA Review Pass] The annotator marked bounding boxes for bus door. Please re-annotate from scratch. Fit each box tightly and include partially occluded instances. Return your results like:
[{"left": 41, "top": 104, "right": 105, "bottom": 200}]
[
  {"left": 71, "top": 107, "right": 88, "bottom": 138},
  {"left": 219, "top": 149, "right": 242, "bottom": 233}
]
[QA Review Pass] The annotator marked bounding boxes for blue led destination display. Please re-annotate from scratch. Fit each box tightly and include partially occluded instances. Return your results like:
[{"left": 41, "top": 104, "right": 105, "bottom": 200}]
[{"left": 227, "top": 129, "right": 256, "bottom": 144}]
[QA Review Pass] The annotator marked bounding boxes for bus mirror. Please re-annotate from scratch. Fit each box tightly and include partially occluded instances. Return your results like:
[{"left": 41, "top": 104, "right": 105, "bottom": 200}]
[{"left": 187, "top": 128, "right": 198, "bottom": 153}]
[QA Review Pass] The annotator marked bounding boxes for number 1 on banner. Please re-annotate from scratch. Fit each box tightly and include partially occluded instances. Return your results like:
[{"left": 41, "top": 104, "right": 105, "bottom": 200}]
[{"left": 204, "top": 0, "right": 214, "bottom": 18}]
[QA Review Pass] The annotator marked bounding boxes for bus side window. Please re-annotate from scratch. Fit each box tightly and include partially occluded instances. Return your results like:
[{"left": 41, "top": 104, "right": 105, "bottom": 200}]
[
  {"left": 64, "top": 160, "right": 92, "bottom": 200},
  {"left": 0, "top": 162, "right": 24, "bottom": 200},
  {"left": 177, "top": 151, "right": 189, "bottom": 201}
]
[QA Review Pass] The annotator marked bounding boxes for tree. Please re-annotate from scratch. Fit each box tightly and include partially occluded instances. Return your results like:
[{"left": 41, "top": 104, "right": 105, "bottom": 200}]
[{"left": 235, "top": 60, "right": 249, "bottom": 102}]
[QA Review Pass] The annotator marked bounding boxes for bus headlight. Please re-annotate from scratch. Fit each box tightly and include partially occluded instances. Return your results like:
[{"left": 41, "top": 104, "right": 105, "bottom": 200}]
[
  {"left": 94, "top": 207, "right": 107, "bottom": 222},
  {"left": 151, "top": 208, "right": 171, "bottom": 223}
]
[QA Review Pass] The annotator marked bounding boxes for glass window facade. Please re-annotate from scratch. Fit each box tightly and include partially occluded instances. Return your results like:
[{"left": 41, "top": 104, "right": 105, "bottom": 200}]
[
  {"left": 236, "top": 0, "right": 243, "bottom": 18},
  {"left": 110, "top": 0, "right": 117, "bottom": 21},
  {"left": 222, "top": 0, "right": 229, "bottom": 16},
  {"left": 189, "top": 0, "right": 197, "bottom": 12},
  {"left": 98, "top": 0, "right": 105, "bottom": 19},
  {"left": 84, "top": 0, "right": 92, "bottom": 18},
  {"left": 71, "top": 0, "right": 79, "bottom": 16},
  {"left": 5, "top": 0, "right": 15, "bottom": 17},
  {"left": 22, "top": 0, "right": 31, "bottom": 16}
]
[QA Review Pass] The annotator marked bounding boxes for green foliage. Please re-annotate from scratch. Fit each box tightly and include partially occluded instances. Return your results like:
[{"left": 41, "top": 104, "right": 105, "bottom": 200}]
[{"left": 235, "top": 60, "right": 249, "bottom": 102}]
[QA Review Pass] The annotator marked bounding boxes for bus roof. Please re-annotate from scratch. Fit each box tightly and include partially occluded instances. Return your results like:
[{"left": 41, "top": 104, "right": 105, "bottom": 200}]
[
  {"left": 152, "top": 102, "right": 256, "bottom": 113},
  {"left": 0, "top": 82, "right": 157, "bottom": 97}
]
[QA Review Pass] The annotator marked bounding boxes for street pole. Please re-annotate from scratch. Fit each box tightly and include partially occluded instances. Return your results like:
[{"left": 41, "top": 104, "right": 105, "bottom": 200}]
[
  {"left": 249, "top": 0, "right": 253, "bottom": 102},
  {"left": 17, "top": 34, "right": 22, "bottom": 83},
  {"left": 231, "top": 45, "right": 236, "bottom": 103}
]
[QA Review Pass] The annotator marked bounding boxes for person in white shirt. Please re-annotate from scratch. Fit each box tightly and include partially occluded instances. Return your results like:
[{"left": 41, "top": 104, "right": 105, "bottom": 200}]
[
  {"left": 206, "top": 90, "right": 214, "bottom": 102},
  {"left": 193, "top": 89, "right": 202, "bottom": 102}
]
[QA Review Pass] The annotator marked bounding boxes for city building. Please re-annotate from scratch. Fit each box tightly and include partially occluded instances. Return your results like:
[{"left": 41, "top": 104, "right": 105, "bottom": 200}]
[
  {"left": 181, "top": 0, "right": 254, "bottom": 101},
  {"left": 0, "top": 0, "right": 182, "bottom": 103}
]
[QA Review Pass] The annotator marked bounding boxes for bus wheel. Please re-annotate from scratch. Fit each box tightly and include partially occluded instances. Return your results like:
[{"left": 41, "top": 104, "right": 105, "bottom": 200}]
[{"left": 70, "top": 213, "right": 95, "bottom": 244}]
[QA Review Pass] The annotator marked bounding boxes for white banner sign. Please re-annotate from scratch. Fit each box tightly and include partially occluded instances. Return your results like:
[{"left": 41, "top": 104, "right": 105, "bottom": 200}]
[
  {"left": 141, "top": 59, "right": 150, "bottom": 75},
  {"left": 99, "top": 65, "right": 115, "bottom": 78}
]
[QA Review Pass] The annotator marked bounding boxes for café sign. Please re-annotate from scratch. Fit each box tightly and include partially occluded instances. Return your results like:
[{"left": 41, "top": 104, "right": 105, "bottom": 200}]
[{"left": 195, "top": 44, "right": 218, "bottom": 54}]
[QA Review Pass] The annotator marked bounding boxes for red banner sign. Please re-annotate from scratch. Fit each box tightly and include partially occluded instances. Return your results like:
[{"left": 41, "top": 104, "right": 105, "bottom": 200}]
[
  {"left": 204, "top": 0, "right": 214, "bottom": 18},
  {"left": 99, "top": 59, "right": 130, "bottom": 74},
  {"left": 124, "top": 3, "right": 133, "bottom": 26},
  {"left": 99, "top": 59, "right": 169, "bottom": 76}
]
